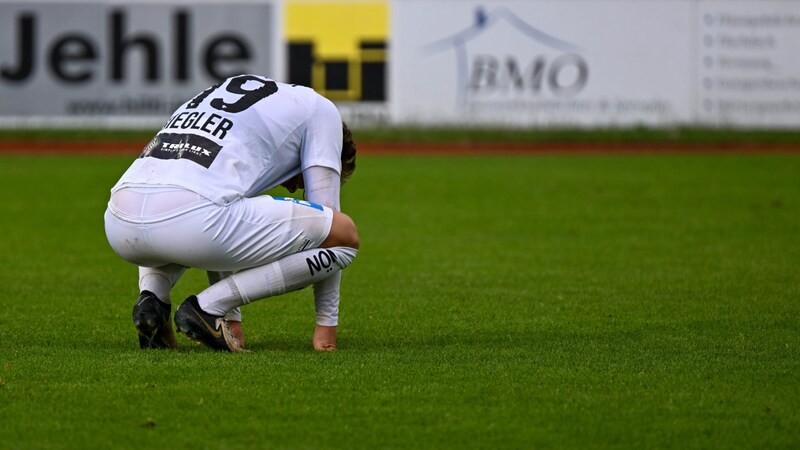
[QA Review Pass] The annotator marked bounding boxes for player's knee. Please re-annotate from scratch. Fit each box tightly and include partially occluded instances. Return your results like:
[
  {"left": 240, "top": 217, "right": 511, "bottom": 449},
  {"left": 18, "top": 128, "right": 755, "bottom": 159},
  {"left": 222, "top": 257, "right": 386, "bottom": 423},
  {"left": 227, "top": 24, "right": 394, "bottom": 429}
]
[
  {"left": 322, "top": 212, "right": 360, "bottom": 250},
  {"left": 339, "top": 214, "right": 360, "bottom": 249},
  {"left": 329, "top": 246, "right": 358, "bottom": 269}
]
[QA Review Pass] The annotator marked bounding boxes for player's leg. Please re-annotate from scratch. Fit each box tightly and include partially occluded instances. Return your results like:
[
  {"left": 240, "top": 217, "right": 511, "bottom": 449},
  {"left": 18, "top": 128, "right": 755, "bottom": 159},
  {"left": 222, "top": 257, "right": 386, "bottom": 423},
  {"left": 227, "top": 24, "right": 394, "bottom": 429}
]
[
  {"left": 196, "top": 244, "right": 358, "bottom": 312},
  {"left": 207, "top": 271, "right": 244, "bottom": 345},
  {"left": 175, "top": 246, "right": 357, "bottom": 351},
  {"left": 140, "top": 264, "right": 187, "bottom": 303},
  {"left": 105, "top": 187, "right": 202, "bottom": 349},
  {"left": 319, "top": 211, "right": 360, "bottom": 248},
  {"left": 193, "top": 210, "right": 358, "bottom": 314},
  {"left": 174, "top": 200, "right": 358, "bottom": 351},
  {"left": 132, "top": 264, "right": 186, "bottom": 349}
]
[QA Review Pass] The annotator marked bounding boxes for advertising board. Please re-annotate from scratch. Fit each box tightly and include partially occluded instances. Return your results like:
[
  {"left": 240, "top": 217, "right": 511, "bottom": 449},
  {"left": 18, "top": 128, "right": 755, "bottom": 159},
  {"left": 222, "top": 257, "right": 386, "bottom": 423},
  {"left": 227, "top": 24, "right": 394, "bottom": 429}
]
[
  {"left": 0, "top": 1, "right": 275, "bottom": 127},
  {"left": 391, "top": 0, "right": 800, "bottom": 128},
  {"left": 2, "top": 0, "right": 800, "bottom": 129},
  {"left": 696, "top": 1, "right": 800, "bottom": 127},
  {"left": 391, "top": 0, "right": 695, "bottom": 127},
  {"left": 284, "top": 0, "right": 389, "bottom": 125}
]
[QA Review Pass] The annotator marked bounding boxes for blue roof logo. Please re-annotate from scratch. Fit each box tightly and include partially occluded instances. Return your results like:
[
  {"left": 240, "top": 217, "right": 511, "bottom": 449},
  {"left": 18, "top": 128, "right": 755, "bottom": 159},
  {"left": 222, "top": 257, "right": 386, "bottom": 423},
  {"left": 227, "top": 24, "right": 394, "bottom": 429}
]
[{"left": 425, "top": 6, "right": 581, "bottom": 54}]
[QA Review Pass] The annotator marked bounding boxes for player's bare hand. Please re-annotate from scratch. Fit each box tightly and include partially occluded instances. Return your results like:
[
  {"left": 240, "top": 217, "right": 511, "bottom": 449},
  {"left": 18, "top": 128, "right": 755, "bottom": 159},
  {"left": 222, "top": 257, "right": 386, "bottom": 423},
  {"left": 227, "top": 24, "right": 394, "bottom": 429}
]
[{"left": 313, "top": 325, "right": 337, "bottom": 351}]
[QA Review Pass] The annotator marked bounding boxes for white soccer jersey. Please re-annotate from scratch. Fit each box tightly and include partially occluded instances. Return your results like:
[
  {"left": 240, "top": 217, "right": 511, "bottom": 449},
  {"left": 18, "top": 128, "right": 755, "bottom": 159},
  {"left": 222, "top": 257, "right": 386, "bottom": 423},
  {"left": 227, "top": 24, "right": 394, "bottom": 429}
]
[{"left": 112, "top": 75, "right": 343, "bottom": 205}]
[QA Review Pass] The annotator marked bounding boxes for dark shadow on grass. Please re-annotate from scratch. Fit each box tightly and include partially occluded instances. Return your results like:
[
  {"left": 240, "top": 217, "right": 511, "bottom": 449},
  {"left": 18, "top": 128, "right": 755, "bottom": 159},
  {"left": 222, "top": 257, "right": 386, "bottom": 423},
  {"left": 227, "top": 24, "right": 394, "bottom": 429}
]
[{"left": 78, "top": 320, "right": 759, "bottom": 368}]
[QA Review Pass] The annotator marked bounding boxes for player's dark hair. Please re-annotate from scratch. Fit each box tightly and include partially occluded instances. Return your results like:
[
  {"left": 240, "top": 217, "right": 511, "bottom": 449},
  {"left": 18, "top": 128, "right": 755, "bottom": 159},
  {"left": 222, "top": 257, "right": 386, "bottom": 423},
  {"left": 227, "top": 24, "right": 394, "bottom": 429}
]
[{"left": 341, "top": 122, "right": 356, "bottom": 184}]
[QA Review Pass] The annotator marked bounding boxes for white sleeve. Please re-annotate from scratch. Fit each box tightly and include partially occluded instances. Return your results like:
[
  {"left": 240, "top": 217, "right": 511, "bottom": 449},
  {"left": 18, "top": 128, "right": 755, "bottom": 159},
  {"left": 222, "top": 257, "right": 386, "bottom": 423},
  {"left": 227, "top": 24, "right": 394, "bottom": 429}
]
[
  {"left": 300, "top": 95, "right": 343, "bottom": 174},
  {"left": 303, "top": 165, "right": 340, "bottom": 211},
  {"left": 312, "top": 272, "right": 340, "bottom": 326},
  {"left": 304, "top": 165, "right": 342, "bottom": 326}
]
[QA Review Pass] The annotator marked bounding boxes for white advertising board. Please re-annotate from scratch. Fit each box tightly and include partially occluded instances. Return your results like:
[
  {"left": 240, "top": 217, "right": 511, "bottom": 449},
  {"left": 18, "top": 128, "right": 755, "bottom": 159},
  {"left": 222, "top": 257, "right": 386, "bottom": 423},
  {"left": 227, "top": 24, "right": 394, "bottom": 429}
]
[
  {"left": 391, "top": 0, "right": 800, "bottom": 128},
  {"left": 697, "top": 1, "right": 800, "bottom": 127},
  {"left": 391, "top": 0, "right": 695, "bottom": 127},
  {"left": 0, "top": 1, "right": 275, "bottom": 127},
  {"left": 2, "top": 0, "right": 800, "bottom": 129}
]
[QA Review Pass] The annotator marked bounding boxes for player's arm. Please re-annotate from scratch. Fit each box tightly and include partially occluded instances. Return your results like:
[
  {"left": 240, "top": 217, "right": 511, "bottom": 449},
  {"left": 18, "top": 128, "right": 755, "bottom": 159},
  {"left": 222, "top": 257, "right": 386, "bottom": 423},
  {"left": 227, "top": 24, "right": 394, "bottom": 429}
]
[
  {"left": 303, "top": 165, "right": 341, "bottom": 351},
  {"left": 301, "top": 95, "right": 347, "bottom": 351}
]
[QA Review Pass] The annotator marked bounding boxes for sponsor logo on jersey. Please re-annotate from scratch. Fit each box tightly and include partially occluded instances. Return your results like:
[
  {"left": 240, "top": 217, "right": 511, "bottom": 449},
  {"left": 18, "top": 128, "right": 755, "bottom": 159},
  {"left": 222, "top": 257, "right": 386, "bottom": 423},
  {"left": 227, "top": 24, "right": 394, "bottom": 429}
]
[{"left": 140, "top": 132, "right": 222, "bottom": 169}]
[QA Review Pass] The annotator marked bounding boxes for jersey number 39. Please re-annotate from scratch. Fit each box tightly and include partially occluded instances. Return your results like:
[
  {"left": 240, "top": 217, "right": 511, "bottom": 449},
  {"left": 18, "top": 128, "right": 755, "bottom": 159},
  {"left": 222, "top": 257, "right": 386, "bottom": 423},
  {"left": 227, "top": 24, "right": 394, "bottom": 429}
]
[{"left": 186, "top": 75, "right": 278, "bottom": 113}]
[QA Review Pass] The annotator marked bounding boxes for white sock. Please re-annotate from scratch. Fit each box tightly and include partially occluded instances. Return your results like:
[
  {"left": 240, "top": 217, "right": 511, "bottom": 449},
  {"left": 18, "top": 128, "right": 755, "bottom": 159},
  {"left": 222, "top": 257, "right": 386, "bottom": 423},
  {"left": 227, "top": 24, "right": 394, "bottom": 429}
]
[
  {"left": 197, "top": 247, "right": 357, "bottom": 316},
  {"left": 207, "top": 271, "right": 241, "bottom": 321},
  {"left": 139, "top": 264, "right": 186, "bottom": 303}
]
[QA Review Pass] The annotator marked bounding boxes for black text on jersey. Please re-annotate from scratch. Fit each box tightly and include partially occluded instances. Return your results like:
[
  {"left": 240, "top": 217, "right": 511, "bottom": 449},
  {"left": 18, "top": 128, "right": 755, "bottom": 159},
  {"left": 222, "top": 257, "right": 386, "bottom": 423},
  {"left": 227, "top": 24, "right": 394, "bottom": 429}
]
[{"left": 164, "top": 111, "right": 233, "bottom": 139}]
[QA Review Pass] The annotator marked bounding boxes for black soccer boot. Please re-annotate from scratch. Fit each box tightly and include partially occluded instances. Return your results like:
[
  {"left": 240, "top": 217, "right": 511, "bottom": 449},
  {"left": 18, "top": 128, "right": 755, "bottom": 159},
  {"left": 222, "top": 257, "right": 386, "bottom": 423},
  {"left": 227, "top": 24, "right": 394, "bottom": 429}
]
[
  {"left": 132, "top": 290, "right": 178, "bottom": 349},
  {"left": 174, "top": 296, "right": 245, "bottom": 352}
]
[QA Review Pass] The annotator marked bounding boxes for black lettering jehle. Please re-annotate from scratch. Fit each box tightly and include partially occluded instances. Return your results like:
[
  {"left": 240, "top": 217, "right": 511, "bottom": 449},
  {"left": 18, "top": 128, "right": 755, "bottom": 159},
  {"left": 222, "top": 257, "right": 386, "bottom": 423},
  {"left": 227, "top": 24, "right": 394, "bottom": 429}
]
[{"left": 1, "top": 10, "right": 252, "bottom": 83}]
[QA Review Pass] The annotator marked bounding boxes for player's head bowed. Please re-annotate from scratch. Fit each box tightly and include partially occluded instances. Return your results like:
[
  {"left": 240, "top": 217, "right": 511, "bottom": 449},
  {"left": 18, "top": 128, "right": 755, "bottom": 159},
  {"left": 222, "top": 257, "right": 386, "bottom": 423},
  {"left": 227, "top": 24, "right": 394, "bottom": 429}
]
[{"left": 341, "top": 122, "right": 356, "bottom": 184}]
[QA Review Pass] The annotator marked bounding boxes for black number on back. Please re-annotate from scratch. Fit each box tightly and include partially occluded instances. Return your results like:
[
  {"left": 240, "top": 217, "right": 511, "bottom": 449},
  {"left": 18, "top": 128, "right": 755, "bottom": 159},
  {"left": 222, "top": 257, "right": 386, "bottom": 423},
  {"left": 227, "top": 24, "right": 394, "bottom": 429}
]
[
  {"left": 186, "top": 75, "right": 278, "bottom": 113},
  {"left": 186, "top": 81, "right": 222, "bottom": 109}
]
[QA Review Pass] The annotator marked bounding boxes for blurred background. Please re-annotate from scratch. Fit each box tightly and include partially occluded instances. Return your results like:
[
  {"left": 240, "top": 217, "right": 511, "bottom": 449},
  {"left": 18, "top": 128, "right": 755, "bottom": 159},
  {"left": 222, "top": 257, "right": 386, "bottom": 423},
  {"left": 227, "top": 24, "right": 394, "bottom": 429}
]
[
  {"left": 2, "top": 3, "right": 799, "bottom": 448},
  {"left": 1, "top": 0, "right": 798, "bottom": 134}
]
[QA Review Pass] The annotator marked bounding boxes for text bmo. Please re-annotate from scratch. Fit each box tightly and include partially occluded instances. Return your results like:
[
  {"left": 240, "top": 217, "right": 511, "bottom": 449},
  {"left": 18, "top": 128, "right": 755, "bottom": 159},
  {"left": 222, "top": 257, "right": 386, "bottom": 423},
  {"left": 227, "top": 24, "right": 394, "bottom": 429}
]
[
  {"left": 469, "top": 54, "right": 589, "bottom": 97},
  {"left": 1, "top": 10, "right": 253, "bottom": 84}
]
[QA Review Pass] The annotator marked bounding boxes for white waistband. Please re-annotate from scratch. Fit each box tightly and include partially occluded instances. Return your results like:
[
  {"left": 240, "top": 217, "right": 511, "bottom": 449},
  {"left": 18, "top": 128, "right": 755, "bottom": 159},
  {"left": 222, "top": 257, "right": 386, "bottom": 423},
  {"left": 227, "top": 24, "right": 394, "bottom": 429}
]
[{"left": 109, "top": 186, "right": 209, "bottom": 221}]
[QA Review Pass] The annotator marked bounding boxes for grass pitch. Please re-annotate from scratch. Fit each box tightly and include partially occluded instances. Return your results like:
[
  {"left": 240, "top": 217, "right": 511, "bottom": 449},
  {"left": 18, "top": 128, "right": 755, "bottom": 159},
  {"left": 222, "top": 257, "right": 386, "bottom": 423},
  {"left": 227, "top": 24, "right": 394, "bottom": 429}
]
[{"left": 0, "top": 151, "right": 798, "bottom": 449}]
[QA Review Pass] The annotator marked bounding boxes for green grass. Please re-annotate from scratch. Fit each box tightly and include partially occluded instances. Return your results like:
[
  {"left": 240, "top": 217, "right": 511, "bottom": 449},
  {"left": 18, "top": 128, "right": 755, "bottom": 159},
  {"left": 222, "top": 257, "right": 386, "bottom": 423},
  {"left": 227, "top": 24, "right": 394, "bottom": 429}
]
[
  {"left": 3, "top": 126, "right": 800, "bottom": 145},
  {"left": 0, "top": 152, "right": 798, "bottom": 449}
]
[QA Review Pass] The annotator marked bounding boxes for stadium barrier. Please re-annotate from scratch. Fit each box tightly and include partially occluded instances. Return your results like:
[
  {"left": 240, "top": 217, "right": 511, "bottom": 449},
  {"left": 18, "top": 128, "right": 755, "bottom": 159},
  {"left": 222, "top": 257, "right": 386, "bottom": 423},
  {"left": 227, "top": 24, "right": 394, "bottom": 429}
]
[{"left": 1, "top": 0, "right": 799, "bottom": 129}]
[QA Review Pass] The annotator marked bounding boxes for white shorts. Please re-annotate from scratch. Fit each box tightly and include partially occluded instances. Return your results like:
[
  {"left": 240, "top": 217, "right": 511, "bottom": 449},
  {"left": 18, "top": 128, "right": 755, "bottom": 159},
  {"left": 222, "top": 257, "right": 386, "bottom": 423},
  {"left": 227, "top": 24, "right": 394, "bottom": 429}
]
[{"left": 104, "top": 186, "right": 333, "bottom": 271}]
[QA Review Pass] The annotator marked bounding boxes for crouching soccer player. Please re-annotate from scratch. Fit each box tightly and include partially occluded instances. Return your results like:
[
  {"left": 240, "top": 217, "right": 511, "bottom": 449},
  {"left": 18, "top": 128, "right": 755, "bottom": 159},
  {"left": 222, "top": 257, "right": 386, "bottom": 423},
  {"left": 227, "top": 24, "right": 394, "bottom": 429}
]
[{"left": 104, "top": 74, "right": 359, "bottom": 352}]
